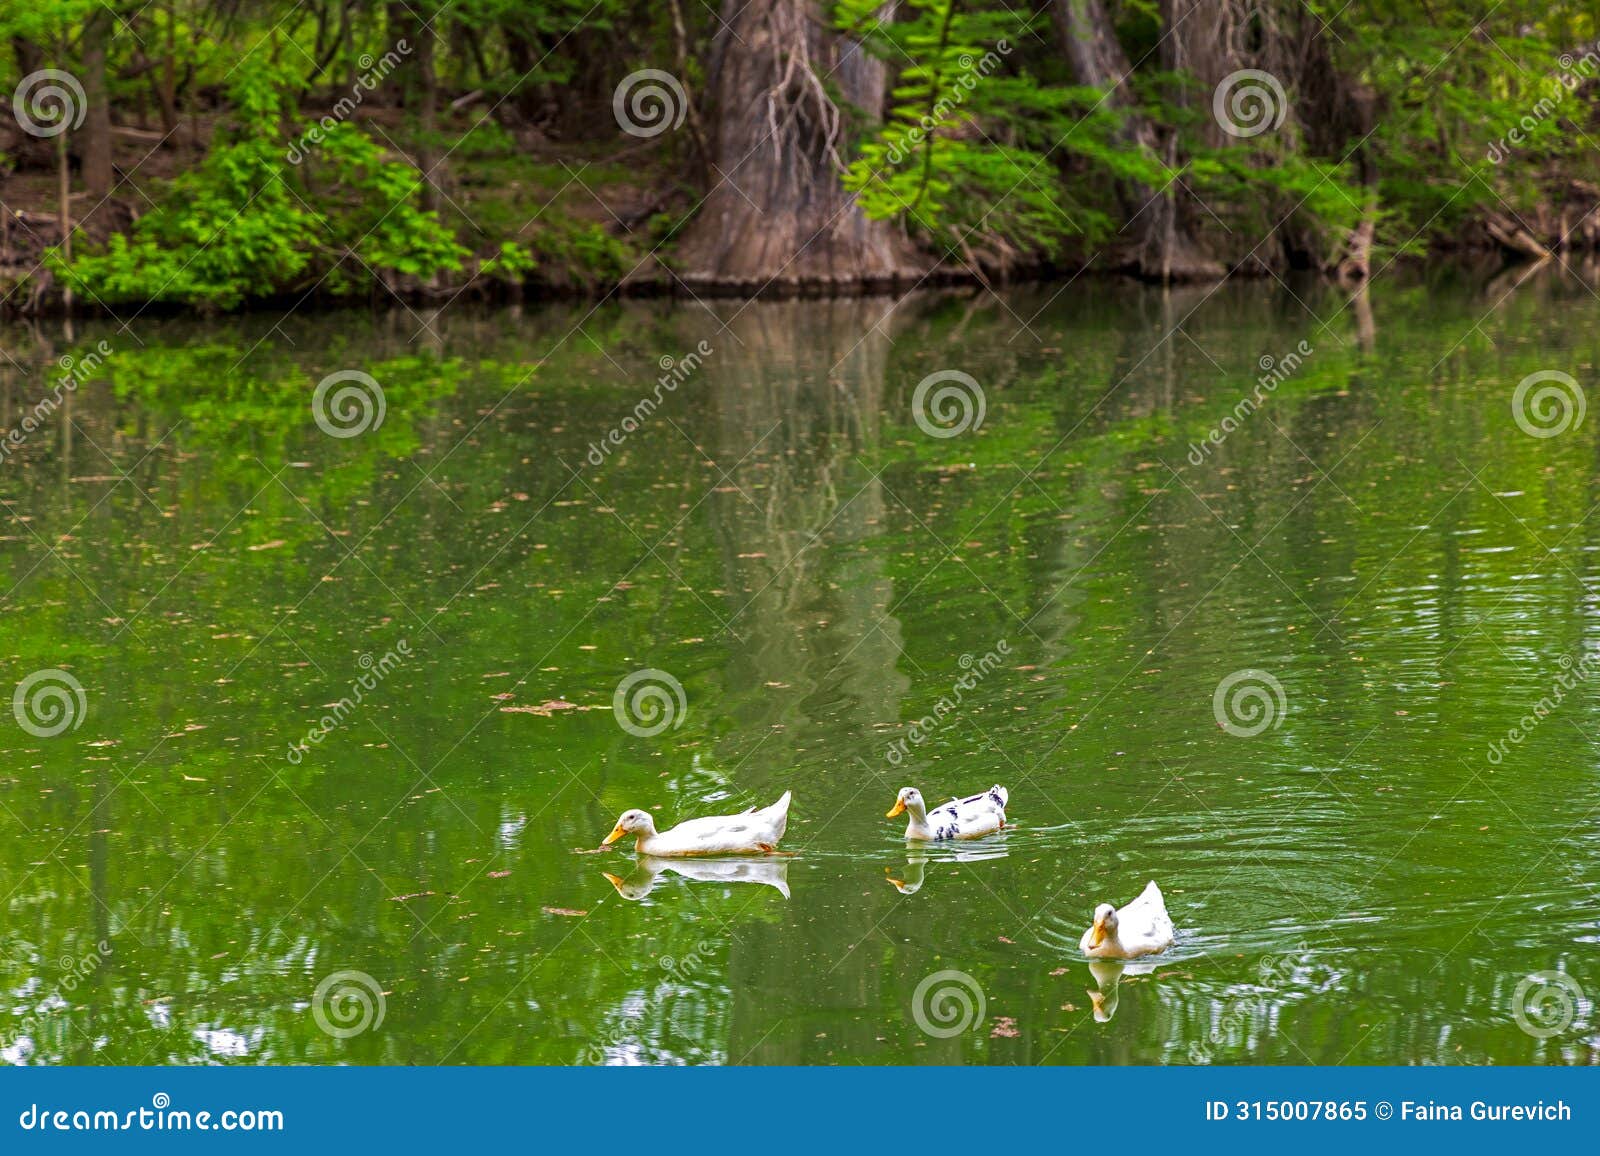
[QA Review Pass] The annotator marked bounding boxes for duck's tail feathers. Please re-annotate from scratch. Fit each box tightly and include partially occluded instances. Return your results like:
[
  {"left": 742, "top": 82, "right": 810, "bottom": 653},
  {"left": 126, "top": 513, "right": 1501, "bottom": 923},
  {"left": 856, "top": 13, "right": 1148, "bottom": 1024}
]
[
  {"left": 990, "top": 784, "right": 1009, "bottom": 809},
  {"left": 765, "top": 790, "right": 792, "bottom": 841}
]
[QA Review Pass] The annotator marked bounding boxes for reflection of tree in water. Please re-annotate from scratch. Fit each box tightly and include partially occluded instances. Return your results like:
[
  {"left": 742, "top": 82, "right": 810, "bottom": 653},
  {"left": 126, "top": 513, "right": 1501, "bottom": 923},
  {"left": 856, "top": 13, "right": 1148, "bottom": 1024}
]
[
  {"left": 702, "top": 298, "right": 912, "bottom": 746},
  {"left": 683, "top": 298, "right": 935, "bottom": 1063}
]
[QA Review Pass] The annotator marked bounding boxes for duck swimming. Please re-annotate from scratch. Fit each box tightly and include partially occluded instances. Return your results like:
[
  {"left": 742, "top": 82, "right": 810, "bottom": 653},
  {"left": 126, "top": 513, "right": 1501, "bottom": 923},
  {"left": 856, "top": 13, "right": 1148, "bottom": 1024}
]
[
  {"left": 601, "top": 791, "right": 791, "bottom": 857},
  {"left": 1080, "top": 880, "right": 1175, "bottom": 959},
  {"left": 886, "top": 785, "right": 1008, "bottom": 841}
]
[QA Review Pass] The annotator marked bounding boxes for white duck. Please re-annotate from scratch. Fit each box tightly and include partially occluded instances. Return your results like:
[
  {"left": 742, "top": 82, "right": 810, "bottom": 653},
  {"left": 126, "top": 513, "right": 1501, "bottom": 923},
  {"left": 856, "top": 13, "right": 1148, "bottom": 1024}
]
[
  {"left": 602, "top": 791, "right": 791, "bottom": 857},
  {"left": 1080, "top": 880, "right": 1175, "bottom": 959},
  {"left": 602, "top": 855, "right": 791, "bottom": 900},
  {"left": 886, "top": 785, "right": 1008, "bottom": 840}
]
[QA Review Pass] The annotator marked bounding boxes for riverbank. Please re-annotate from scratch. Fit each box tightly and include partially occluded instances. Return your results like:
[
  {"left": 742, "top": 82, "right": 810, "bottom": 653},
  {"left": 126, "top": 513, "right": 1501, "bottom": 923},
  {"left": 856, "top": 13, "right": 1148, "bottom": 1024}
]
[{"left": 1, "top": 103, "right": 1593, "bottom": 319}]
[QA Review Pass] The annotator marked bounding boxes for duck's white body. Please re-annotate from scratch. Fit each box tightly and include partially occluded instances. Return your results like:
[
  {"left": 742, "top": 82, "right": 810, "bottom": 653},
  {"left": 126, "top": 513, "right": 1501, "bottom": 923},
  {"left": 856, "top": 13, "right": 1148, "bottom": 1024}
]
[
  {"left": 1080, "top": 880, "right": 1174, "bottom": 959},
  {"left": 603, "top": 791, "right": 791, "bottom": 857},
  {"left": 604, "top": 855, "right": 791, "bottom": 900},
  {"left": 889, "top": 785, "right": 1008, "bottom": 840}
]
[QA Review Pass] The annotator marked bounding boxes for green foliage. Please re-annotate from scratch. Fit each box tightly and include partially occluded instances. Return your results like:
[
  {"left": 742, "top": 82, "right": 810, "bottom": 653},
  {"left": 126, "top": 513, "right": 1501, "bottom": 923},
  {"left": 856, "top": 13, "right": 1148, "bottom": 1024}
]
[
  {"left": 1313, "top": 1, "right": 1600, "bottom": 251},
  {"left": 481, "top": 239, "right": 538, "bottom": 280},
  {"left": 50, "top": 58, "right": 467, "bottom": 311},
  {"left": 11, "top": 0, "right": 1600, "bottom": 306},
  {"left": 838, "top": 0, "right": 1089, "bottom": 253}
]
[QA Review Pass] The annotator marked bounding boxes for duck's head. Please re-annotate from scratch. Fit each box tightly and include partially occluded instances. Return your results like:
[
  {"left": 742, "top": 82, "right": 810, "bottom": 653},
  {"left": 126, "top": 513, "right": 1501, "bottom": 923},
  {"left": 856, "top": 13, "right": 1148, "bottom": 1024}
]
[
  {"left": 602, "top": 809, "right": 655, "bottom": 846},
  {"left": 1088, "top": 902, "right": 1118, "bottom": 948},
  {"left": 884, "top": 864, "right": 925, "bottom": 895},
  {"left": 885, "top": 787, "right": 924, "bottom": 819},
  {"left": 600, "top": 870, "right": 653, "bottom": 900}
]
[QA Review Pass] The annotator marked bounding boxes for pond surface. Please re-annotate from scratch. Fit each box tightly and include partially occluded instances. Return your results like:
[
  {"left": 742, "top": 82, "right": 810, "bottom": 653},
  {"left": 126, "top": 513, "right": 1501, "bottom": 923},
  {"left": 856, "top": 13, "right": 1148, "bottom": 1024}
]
[{"left": 2, "top": 271, "right": 1597, "bottom": 1065}]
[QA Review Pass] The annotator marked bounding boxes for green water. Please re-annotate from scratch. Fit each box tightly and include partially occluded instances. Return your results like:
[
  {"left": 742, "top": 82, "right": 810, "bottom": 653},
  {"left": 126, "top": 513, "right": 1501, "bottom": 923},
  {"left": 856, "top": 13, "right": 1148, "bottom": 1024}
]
[{"left": 2, "top": 272, "right": 1597, "bottom": 1066}]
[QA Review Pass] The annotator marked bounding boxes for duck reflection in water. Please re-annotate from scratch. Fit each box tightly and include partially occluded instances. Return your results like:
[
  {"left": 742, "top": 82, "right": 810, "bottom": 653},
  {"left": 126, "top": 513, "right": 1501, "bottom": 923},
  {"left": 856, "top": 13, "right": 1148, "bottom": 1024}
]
[
  {"left": 1085, "top": 959, "right": 1162, "bottom": 1023},
  {"left": 602, "top": 855, "right": 791, "bottom": 901},
  {"left": 885, "top": 840, "right": 1010, "bottom": 895}
]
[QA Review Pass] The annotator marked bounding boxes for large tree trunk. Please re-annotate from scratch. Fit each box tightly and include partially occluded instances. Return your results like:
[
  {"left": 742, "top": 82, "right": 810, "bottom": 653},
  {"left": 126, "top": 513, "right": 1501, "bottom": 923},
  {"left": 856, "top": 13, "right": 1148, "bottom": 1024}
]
[
  {"left": 676, "top": 0, "right": 925, "bottom": 293},
  {"left": 417, "top": 13, "right": 439, "bottom": 213},
  {"left": 82, "top": 6, "right": 115, "bottom": 200},
  {"left": 1049, "top": 0, "right": 1222, "bottom": 281}
]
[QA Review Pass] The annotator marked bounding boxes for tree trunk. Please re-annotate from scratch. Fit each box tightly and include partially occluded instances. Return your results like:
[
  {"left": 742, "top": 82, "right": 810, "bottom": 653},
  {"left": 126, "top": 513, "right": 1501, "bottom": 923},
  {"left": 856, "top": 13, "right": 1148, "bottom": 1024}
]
[
  {"left": 1150, "top": 0, "right": 1226, "bottom": 280},
  {"left": 1050, "top": 0, "right": 1135, "bottom": 91},
  {"left": 1049, "top": 0, "right": 1222, "bottom": 281},
  {"left": 82, "top": 6, "right": 115, "bottom": 199},
  {"left": 161, "top": 2, "right": 177, "bottom": 133},
  {"left": 417, "top": 14, "right": 439, "bottom": 213},
  {"left": 675, "top": 0, "right": 925, "bottom": 293},
  {"left": 57, "top": 130, "right": 72, "bottom": 314}
]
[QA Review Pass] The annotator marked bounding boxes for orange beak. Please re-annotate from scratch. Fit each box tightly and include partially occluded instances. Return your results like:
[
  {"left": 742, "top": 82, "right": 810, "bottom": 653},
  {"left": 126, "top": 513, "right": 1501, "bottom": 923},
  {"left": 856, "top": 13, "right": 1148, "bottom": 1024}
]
[
  {"left": 601, "top": 871, "right": 625, "bottom": 890},
  {"left": 1089, "top": 916, "right": 1108, "bottom": 948},
  {"left": 602, "top": 824, "right": 626, "bottom": 846},
  {"left": 886, "top": 799, "right": 906, "bottom": 819}
]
